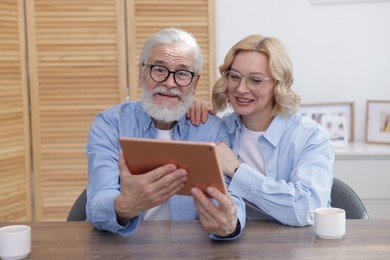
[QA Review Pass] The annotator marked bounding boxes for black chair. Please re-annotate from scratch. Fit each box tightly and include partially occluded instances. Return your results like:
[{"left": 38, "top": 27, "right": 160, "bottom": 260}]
[
  {"left": 67, "top": 179, "right": 369, "bottom": 221},
  {"left": 330, "top": 178, "right": 369, "bottom": 219},
  {"left": 67, "top": 188, "right": 87, "bottom": 221}
]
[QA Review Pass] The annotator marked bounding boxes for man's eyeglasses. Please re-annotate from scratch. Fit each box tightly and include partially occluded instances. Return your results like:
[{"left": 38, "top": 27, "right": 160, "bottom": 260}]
[
  {"left": 143, "top": 64, "right": 197, "bottom": 87},
  {"left": 223, "top": 70, "right": 273, "bottom": 91}
]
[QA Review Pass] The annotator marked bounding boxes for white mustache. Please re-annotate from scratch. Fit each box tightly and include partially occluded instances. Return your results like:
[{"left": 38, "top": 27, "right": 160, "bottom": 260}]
[{"left": 152, "top": 86, "right": 183, "bottom": 99}]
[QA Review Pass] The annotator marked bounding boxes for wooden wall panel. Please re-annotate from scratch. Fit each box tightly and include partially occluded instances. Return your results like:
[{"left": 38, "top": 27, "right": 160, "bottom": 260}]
[
  {"left": 0, "top": 0, "right": 32, "bottom": 221},
  {"left": 25, "top": 0, "right": 127, "bottom": 221},
  {"left": 127, "top": 0, "right": 215, "bottom": 103},
  {"left": 0, "top": 0, "right": 214, "bottom": 222}
]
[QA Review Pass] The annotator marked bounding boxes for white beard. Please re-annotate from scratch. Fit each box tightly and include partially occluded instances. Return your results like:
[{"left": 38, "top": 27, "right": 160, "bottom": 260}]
[{"left": 141, "top": 80, "right": 194, "bottom": 123}]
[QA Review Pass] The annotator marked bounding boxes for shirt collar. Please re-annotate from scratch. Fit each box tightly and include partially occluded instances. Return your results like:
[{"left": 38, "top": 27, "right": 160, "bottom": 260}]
[
  {"left": 263, "top": 114, "right": 289, "bottom": 147},
  {"left": 230, "top": 112, "right": 290, "bottom": 147},
  {"left": 137, "top": 104, "right": 155, "bottom": 133}
]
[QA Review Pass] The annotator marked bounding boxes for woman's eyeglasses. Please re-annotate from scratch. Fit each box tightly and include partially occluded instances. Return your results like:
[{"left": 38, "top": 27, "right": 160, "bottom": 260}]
[{"left": 223, "top": 70, "right": 273, "bottom": 90}]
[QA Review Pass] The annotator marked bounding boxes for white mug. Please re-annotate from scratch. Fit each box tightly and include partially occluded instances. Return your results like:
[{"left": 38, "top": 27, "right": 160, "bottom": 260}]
[
  {"left": 0, "top": 225, "right": 31, "bottom": 260},
  {"left": 307, "top": 207, "right": 346, "bottom": 239}
]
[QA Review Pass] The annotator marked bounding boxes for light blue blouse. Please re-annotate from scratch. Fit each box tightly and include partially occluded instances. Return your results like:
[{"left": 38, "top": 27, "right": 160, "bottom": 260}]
[{"left": 224, "top": 112, "right": 334, "bottom": 226}]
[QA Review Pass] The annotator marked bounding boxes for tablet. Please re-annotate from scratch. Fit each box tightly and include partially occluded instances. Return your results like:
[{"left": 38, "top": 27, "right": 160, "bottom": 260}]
[{"left": 119, "top": 137, "right": 227, "bottom": 196}]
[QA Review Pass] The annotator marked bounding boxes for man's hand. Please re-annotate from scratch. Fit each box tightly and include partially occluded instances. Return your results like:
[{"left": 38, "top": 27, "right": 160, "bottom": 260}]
[
  {"left": 114, "top": 151, "right": 188, "bottom": 224},
  {"left": 186, "top": 99, "right": 215, "bottom": 125},
  {"left": 191, "top": 186, "right": 238, "bottom": 237}
]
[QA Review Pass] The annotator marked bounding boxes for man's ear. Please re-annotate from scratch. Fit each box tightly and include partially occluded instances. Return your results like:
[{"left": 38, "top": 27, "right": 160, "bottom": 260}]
[
  {"left": 192, "top": 74, "right": 200, "bottom": 90},
  {"left": 138, "top": 64, "right": 145, "bottom": 89},
  {"left": 138, "top": 64, "right": 143, "bottom": 83}
]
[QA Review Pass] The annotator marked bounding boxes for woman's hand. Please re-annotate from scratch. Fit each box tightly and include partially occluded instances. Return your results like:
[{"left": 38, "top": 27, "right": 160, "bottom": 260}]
[
  {"left": 186, "top": 99, "right": 215, "bottom": 125},
  {"left": 216, "top": 142, "right": 240, "bottom": 178}
]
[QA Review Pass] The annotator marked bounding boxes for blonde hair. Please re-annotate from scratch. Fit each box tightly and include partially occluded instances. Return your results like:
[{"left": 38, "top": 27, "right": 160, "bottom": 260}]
[{"left": 212, "top": 35, "right": 300, "bottom": 116}]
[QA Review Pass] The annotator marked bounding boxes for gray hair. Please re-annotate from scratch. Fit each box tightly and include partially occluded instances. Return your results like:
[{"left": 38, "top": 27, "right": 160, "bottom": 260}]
[{"left": 139, "top": 28, "right": 203, "bottom": 74}]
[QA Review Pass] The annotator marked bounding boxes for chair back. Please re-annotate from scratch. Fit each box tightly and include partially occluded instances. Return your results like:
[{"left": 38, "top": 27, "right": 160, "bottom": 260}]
[
  {"left": 67, "top": 179, "right": 370, "bottom": 221},
  {"left": 67, "top": 188, "right": 87, "bottom": 221},
  {"left": 331, "top": 178, "right": 369, "bottom": 219}
]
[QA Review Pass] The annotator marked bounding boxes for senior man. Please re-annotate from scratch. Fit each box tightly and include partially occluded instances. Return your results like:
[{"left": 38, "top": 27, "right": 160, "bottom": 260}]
[{"left": 85, "top": 28, "right": 245, "bottom": 240}]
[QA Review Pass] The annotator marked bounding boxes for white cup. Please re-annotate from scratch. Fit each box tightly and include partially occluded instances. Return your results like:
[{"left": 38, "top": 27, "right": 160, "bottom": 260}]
[
  {"left": 0, "top": 225, "right": 31, "bottom": 260},
  {"left": 307, "top": 207, "right": 346, "bottom": 239}
]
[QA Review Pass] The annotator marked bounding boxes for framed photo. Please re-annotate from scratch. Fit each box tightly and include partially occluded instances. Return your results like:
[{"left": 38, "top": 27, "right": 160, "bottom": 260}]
[
  {"left": 366, "top": 100, "right": 390, "bottom": 144},
  {"left": 299, "top": 102, "right": 354, "bottom": 145},
  {"left": 321, "top": 115, "right": 349, "bottom": 147}
]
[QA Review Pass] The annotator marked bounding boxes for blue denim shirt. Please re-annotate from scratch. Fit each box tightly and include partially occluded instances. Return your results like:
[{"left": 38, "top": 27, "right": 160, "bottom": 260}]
[
  {"left": 86, "top": 101, "right": 246, "bottom": 239},
  {"left": 224, "top": 112, "right": 334, "bottom": 227}
]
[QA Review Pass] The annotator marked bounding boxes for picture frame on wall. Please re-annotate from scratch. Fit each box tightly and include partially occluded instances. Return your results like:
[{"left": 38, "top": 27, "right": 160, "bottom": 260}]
[
  {"left": 366, "top": 100, "right": 390, "bottom": 144},
  {"left": 299, "top": 102, "right": 354, "bottom": 147}
]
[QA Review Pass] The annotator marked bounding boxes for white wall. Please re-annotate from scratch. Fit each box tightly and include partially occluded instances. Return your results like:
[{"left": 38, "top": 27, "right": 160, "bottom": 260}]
[{"left": 215, "top": 0, "right": 390, "bottom": 141}]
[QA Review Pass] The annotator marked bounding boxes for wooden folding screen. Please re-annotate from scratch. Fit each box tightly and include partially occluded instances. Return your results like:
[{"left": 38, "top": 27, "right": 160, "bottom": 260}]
[
  {"left": 1, "top": 0, "right": 214, "bottom": 221},
  {"left": 25, "top": 0, "right": 127, "bottom": 221},
  {"left": 127, "top": 0, "right": 215, "bottom": 102},
  {"left": 0, "top": 0, "right": 32, "bottom": 221}
]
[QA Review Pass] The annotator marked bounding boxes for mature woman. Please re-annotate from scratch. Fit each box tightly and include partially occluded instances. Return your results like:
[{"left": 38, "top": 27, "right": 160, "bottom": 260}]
[{"left": 205, "top": 34, "right": 334, "bottom": 226}]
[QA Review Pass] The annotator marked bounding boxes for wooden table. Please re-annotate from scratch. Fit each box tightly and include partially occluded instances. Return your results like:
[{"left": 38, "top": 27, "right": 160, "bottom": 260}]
[{"left": 2, "top": 220, "right": 390, "bottom": 259}]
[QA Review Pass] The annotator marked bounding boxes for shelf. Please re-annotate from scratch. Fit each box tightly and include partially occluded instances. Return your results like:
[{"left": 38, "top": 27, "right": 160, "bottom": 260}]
[{"left": 334, "top": 141, "right": 390, "bottom": 160}]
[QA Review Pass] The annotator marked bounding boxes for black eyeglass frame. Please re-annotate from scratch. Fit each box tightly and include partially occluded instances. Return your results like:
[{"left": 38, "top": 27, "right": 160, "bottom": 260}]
[{"left": 143, "top": 63, "right": 197, "bottom": 87}]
